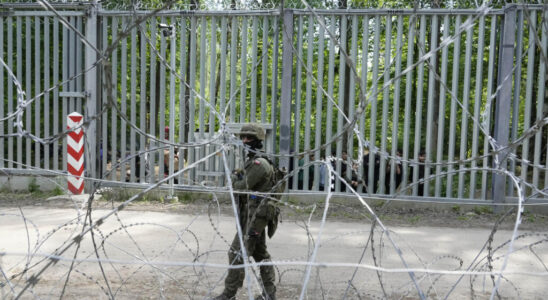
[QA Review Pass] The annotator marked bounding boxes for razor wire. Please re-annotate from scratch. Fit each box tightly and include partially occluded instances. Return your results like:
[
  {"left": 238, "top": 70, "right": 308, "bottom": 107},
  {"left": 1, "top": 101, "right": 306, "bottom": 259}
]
[{"left": 0, "top": 0, "right": 548, "bottom": 299}]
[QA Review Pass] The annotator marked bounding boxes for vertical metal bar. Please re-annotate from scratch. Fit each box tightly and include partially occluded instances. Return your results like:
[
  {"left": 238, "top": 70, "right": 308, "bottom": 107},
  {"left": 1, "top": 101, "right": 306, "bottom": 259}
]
[
  {"left": 424, "top": 15, "right": 438, "bottom": 197},
  {"left": 270, "top": 16, "right": 279, "bottom": 155},
  {"left": 208, "top": 17, "right": 217, "bottom": 176},
  {"left": 335, "top": 15, "right": 347, "bottom": 193},
  {"left": 535, "top": 9, "right": 548, "bottom": 189},
  {"left": 26, "top": 17, "right": 32, "bottom": 169},
  {"left": 358, "top": 15, "right": 370, "bottom": 193},
  {"left": 482, "top": 16, "right": 497, "bottom": 199},
  {"left": 279, "top": 10, "right": 294, "bottom": 170},
  {"left": 229, "top": 16, "right": 238, "bottom": 124},
  {"left": 62, "top": 18, "right": 68, "bottom": 171},
  {"left": 179, "top": 18, "right": 188, "bottom": 181},
  {"left": 303, "top": 15, "right": 316, "bottom": 190},
  {"left": 228, "top": 16, "right": 239, "bottom": 166},
  {"left": 520, "top": 11, "right": 536, "bottom": 194},
  {"left": 148, "top": 17, "right": 156, "bottom": 182},
  {"left": 53, "top": 18, "right": 59, "bottom": 170},
  {"left": 447, "top": 15, "right": 462, "bottom": 198},
  {"left": 159, "top": 16, "right": 167, "bottom": 179},
  {"left": 130, "top": 19, "right": 137, "bottom": 183},
  {"left": 219, "top": 16, "right": 228, "bottom": 179},
  {"left": 7, "top": 17, "right": 13, "bottom": 169},
  {"left": 72, "top": 17, "right": 78, "bottom": 113},
  {"left": 0, "top": 18, "right": 3, "bottom": 169},
  {"left": 390, "top": 15, "right": 403, "bottom": 195},
  {"left": 220, "top": 17, "right": 228, "bottom": 118},
  {"left": 197, "top": 16, "right": 207, "bottom": 178},
  {"left": 35, "top": 16, "right": 41, "bottom": 169},
  {"left": 240, "top": 16, "right": 248, "bottom": 123},
  {"left": 313, "top": 16, "right": 326, "bottom": 191},
  {"left": 139, "top": 18, "right": 147, "bottom": 182},
  {"left": 531, "top": 11, "right": 548, "bottom": 187},
  {"left": 326, "top": 14, "right": 336, "bottom": 165},
  {"left": 435, "top": 15, "right": 450, "bottom": 197},
  {"left": 412, "top": 15, "right": 426, "bottom": 196},
  {"left": 85, "top": 5, "right": 98, "bottom": 184},
  {"left": 120, "top": 17, "right": 128, "bottom": 182},
  {"left": 76, "top": 17, "right": 83, "bottom": 113},
  {"left": 250, "top": 16, "right": 258, "bottom": 123},
  {"left": 44, "top": 17, "right": 50, "bottom": 170},
  {"left": 508, "top": 10, "right": 524, "bottom": 197},
  {"left": 470, "top": 16, "right": 486, "bottom": 199},
  {"left": 188, "top": 17, "right": 197, "bottom": 181},
  {"left": 16, "top": 17, "right": 22, "bottom": 168},
  {"left": 169, "top": 17, "right": 177, "bottom": 187},
  {"left": 379, "top": 15, "right": 392, "bottom": 194},
  {"left": 346, "top": 15, "right": 358, "bottom": 191},
  {"left": 110, "top": 17, "right": 118, "bottom": 181},
  {"left": 345, "top": 15, "right": 360, "bottom": 190},
  {"left": 102, "top": 16, "right": 108, "bottom": 179},
  {"left": 492, "top": 6, "right": 516, "bottom": 207},
  {"left": 458, "top": 16, "right": 473, "bottom": 199},
  {"left": 68, "top": 17, "right": 75, "bottom": 114},
  {"left": 292, "top": 16, "right": 303, "bottom": 190},
  {"left": 260, "top": 17, "right": 268, "bottom": 123},
  {"left": 367, "top": 15, "right": 381, "bottom": 194}
]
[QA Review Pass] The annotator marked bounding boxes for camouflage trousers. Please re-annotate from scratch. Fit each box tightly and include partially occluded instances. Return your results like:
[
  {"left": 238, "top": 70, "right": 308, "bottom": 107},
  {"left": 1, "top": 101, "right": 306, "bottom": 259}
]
[{"left": 223, "top": 226, "right": 276, "bottom": 296}]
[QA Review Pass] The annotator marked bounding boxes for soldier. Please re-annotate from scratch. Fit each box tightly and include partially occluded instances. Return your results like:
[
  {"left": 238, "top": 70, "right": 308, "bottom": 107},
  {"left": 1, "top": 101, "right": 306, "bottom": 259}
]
[{"left": 212, "top": 123, "right": 278, "bottom": 300}]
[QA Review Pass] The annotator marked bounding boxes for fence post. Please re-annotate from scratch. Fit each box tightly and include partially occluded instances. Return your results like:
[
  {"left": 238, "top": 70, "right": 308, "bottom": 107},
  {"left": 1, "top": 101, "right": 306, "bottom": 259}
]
[
  {"left": 492, "top": 5, "right": 516, "bottom": 210},
  {"left": 84, "top": 1, "right": 98, "bottom": 190},
  {"left": 279, "top": 9, "right": 294, "bottom": 171}
]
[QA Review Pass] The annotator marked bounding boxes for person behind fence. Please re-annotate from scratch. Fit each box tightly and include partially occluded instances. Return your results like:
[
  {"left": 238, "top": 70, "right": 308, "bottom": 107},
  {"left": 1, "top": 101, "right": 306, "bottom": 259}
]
[
  {"left": 212, "top": 123, "right": 278, "bottom": 300},
  {"left": 163, "top": 126, "right": 180, "bottom": 181},
  {"left": 362, "top": 149, "right": 381, "bottom": 193}
]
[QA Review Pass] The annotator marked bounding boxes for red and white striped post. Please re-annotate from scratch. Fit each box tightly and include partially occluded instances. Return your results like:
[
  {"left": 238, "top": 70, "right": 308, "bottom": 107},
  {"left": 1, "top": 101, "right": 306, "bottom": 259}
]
[{"left": 67, "top": 112, "right": 84, "bottom": 194}]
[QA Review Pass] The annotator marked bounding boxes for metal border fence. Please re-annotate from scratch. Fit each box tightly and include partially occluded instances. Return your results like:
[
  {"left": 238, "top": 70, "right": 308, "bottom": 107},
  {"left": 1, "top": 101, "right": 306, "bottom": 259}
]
[{"left": 0, "top": 3, "right": 547, "bottom": 203}]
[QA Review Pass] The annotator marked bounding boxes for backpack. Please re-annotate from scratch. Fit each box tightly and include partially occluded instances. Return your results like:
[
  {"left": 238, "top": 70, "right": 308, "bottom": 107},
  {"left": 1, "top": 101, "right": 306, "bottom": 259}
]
[{"left": 258, "top": 155, "right": 288, "bottom": 198}]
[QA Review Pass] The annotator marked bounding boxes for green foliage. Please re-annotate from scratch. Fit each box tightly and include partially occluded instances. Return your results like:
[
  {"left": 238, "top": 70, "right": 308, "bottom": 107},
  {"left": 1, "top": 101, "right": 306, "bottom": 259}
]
[
  {"left": 52, "top": 186, "right": 64, "bottom": 196},
  {"left": 175, "top": 192, "right": 195, "bottom": 203},
  {"left": 472, "top": 205, "right": 492, "bottom": 215},
  {"left": 457, "top": 215, "right": 469, "bottom": 221},
  {"left": 28, "top": 178, "right": 40, "bottom": 194},
  {"left": 408, "top": 215, "right": 420, "bottom": 224}
]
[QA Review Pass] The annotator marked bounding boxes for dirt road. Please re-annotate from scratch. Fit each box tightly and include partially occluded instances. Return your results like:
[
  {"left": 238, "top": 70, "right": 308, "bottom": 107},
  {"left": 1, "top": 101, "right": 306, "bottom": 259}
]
[{"left": 1, "top": 197, "right": 547, "bottom": 299}]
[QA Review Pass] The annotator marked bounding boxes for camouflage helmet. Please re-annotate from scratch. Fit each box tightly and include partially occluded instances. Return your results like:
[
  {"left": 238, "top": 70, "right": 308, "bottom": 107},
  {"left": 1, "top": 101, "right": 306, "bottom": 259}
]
[{"left": 238, "top": 123, "right": 265, "bottom": 141}]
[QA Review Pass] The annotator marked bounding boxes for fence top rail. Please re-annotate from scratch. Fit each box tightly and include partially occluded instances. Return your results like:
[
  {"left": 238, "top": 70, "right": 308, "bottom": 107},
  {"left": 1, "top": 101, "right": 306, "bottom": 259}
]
[
  {"left": 0, "top": 2, "right": 95, "bottom": 9},
  {"left": 96, "top": 5, "right": 546, "bottom": 18},
  {"left": 97, "top": 9, "right": 281, "bottom": 17},
  {"left": 292, "top": 8, "right": 505, "bottom": 16},
  {"left": 1, "top": 11, "right": 86, "bottom": 17},
  {"left": 1, "top": 4, "right": 544, "bottom": 17}
]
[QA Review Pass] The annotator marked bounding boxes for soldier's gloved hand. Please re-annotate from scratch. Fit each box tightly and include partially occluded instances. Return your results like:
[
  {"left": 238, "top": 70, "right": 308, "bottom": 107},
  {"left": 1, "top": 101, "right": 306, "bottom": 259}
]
[
  {"left": 230, "top": 173, "right": 243, "bottom": 183},
  {"left": 233, "top": 169, "right": 244, "bottom": 180}
]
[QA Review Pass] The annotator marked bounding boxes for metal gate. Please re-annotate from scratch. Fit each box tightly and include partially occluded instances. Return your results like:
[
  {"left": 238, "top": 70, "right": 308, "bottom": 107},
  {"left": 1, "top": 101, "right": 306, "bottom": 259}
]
[{"left": 1, "top": 3, "right": 547, "bottom": 203}]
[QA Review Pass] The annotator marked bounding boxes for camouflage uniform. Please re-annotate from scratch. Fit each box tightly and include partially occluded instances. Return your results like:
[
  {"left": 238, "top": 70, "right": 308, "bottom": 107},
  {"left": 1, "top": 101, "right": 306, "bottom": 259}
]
[{"left": 222, "top": 124, "right": 277, "bottom": 299}]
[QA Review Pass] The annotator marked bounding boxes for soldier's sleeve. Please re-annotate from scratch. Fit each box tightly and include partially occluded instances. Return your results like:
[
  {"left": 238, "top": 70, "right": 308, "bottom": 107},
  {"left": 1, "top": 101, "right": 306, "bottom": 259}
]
[{"left": 233, "top": 159, "right": 268, "bottom": 190}]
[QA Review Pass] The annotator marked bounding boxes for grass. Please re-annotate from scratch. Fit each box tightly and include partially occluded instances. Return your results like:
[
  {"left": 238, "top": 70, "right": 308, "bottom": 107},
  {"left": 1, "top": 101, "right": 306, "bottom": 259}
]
[
  {"left": 98, "top": 187, "right": 204, "bottom": 204},
  {"left": 472, "top": 205, "right": 493, "bottom": 215},
  {"left": 52, "top": 186, "right": 64, "bottom": 196},
  {"left": 408, "top": 215, "right": 420, "bottom": 224},
  {"left": 28, "top": 178, "right": 40, "bottom": 194}
]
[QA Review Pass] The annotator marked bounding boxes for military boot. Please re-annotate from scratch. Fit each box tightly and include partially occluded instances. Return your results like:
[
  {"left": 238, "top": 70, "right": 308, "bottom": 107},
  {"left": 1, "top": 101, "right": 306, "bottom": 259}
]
[
  {"left": 254, "top": 291, "right": 276, "bottom": 300},
  {"left": 210, "top": 293, "right": 235, "bottom": 300}
]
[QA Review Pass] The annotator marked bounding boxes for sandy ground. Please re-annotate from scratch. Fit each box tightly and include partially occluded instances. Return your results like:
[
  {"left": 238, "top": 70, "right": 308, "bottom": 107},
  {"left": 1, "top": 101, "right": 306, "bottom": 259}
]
[{"left": 1, "top": 193, "right": 547, "bottom": 299}]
